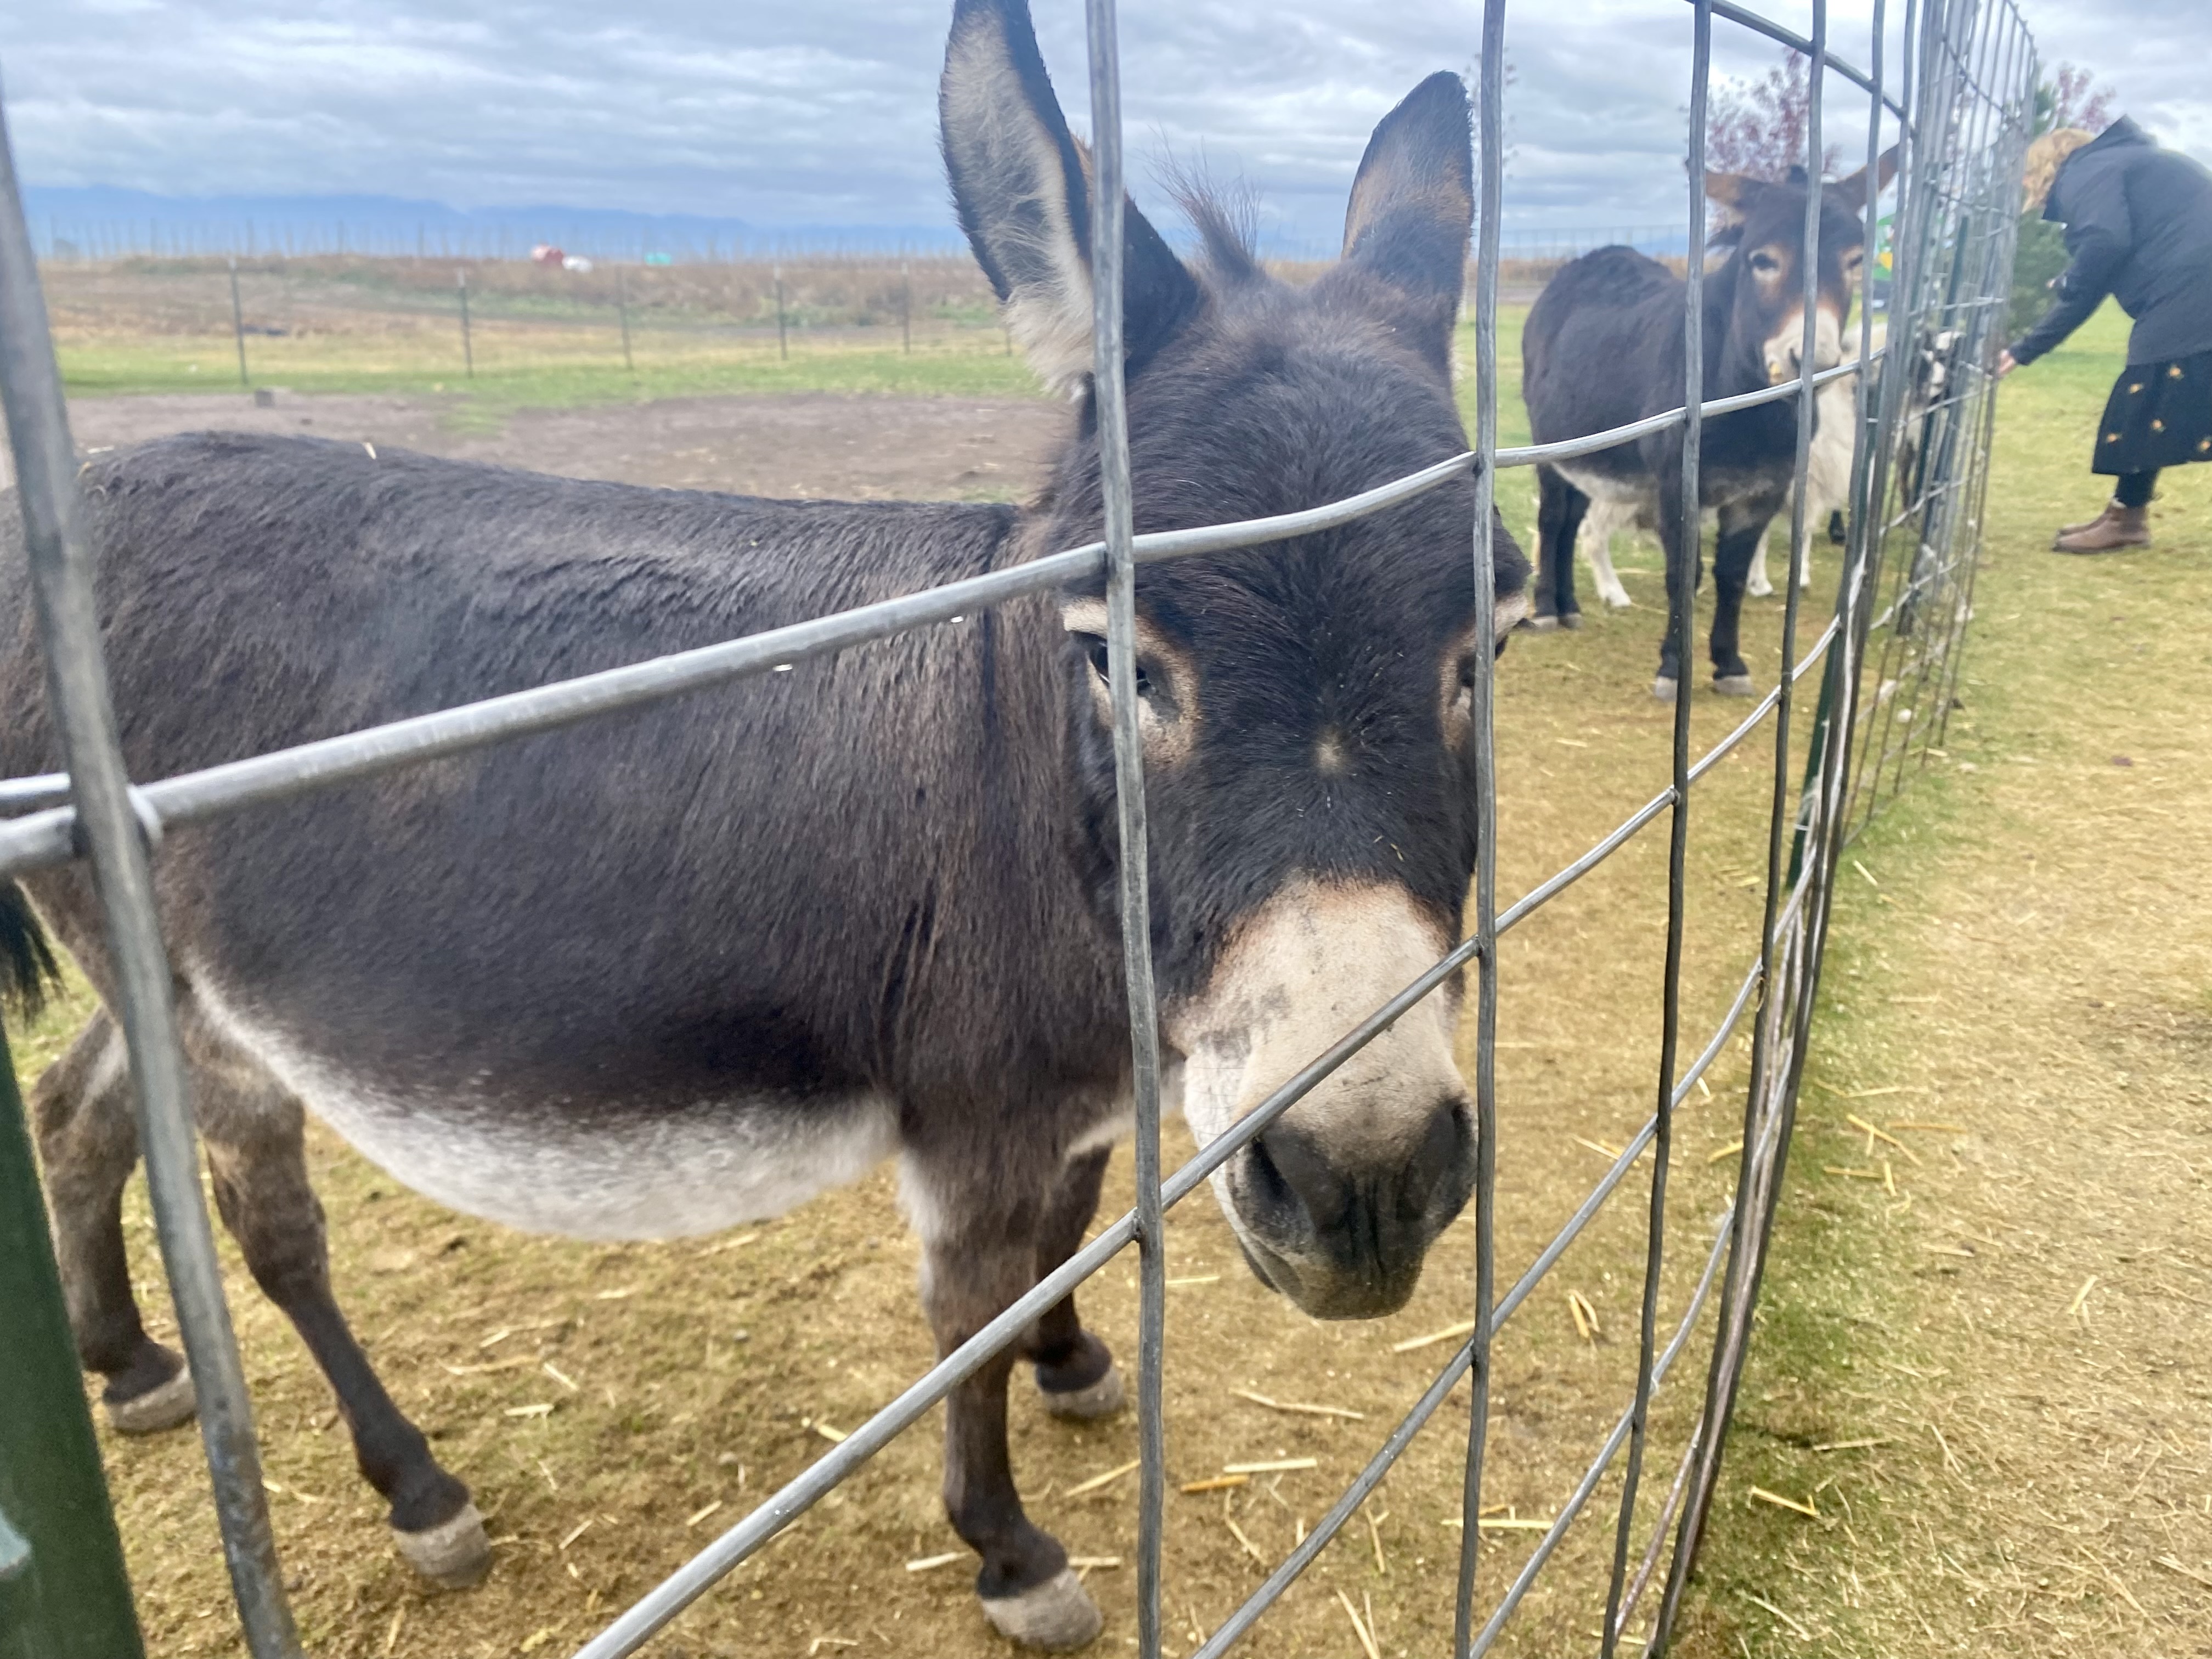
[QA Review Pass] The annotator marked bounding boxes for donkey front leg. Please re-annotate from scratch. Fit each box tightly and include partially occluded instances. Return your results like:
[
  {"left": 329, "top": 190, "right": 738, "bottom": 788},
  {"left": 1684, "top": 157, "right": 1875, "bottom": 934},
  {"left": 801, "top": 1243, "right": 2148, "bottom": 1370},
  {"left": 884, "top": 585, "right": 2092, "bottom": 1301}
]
[
  {"left": 1708, "top": 503, "right": 1778, "bottom": 695},
  {"left": 904, "top": 1145, "right": 1101, "bottom": 1651},
  {"left": 31, "top": 1009, "right": 197, "bottom": 1432},
  {"left": 1028, "top": 1146, "right": 1124, "bottom": 1420},
  {"left": 184, "top": 1009, "right": 488, "bottom": 1588},
  {"left": 1652, "top": 466, "right": 1697, "bottom": 699},
  {"left": 1531, "top": 464, "right": 1591, "bottom": 629}
]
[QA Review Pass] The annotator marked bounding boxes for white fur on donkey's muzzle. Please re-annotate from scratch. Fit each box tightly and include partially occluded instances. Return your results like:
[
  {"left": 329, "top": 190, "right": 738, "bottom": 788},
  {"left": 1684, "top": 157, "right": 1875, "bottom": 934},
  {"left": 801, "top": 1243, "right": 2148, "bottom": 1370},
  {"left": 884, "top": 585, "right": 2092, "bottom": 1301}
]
[
  {"left": 1165, "top": 878, "right": 1474, "bottom": 1318},
  {"left": 1765, "top": 304, "right": 1846, "bottom": 383}
]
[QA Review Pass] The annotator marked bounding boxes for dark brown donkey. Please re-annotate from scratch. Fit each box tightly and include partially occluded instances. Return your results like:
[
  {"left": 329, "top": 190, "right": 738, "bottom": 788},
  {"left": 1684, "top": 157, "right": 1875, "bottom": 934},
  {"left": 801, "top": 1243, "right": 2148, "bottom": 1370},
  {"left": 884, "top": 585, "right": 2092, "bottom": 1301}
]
[
  {"left": 1520, "top": 154, "right": 1892, "bottom": 696},
  {"left": 0, "top": 1, "right": 1524, "bottom": 1646}
]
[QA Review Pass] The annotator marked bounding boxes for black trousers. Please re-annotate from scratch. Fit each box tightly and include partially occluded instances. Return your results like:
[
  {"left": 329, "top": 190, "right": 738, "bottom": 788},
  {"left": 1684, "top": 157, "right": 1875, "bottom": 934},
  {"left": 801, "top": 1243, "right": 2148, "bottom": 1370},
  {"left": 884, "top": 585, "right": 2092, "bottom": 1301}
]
[{"left": 2114, "top": 469, "right": 2157, "bottom": 508}]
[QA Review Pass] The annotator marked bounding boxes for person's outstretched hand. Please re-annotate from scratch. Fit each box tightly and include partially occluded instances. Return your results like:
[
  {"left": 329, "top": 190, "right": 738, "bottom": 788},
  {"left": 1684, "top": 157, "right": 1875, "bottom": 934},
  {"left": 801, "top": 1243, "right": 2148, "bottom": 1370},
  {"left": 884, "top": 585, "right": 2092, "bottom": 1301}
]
[{"left": 1996, "top": 348, "right": 2019, "bottom": 376}]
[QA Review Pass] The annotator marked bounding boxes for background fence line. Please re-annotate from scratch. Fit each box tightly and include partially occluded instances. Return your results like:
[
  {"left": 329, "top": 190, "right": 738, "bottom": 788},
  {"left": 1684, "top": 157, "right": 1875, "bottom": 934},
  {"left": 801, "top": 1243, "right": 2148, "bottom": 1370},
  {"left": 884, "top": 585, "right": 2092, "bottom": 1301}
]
[
  {"left": 0, "top": 1, "right": 2034, "bottom": 1655},
  {"left": 29, "top": 216, "right": 1696, "bottom": 267}
]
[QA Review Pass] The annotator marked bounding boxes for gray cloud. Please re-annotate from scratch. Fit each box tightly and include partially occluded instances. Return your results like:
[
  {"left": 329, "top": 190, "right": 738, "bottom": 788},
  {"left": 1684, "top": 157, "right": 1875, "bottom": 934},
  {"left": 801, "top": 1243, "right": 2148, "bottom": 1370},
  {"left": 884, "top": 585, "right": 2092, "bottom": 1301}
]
[{"left": 8, "top": 2, "right": 2205, "bottom": 249}]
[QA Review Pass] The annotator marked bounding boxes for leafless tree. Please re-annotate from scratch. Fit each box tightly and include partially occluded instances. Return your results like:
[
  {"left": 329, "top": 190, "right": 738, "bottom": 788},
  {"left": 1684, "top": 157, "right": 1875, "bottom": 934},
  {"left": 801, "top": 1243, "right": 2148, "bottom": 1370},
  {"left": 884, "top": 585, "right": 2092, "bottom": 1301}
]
[
  {"left": 1706, "top": 50, "right": 1843, "bottom": 182},
  {"left": 2035, "top": 64, "right": 2115, "bottom": 136}
]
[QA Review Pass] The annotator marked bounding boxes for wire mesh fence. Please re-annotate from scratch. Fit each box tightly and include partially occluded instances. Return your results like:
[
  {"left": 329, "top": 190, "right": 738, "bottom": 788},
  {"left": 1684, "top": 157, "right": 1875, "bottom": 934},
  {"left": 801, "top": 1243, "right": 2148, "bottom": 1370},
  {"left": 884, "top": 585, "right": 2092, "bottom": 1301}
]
[
  {"left": 1838, "top": 0, "right": 2037, "bottom": 842},
  {"left": 32, "top": 240, "right": 1692, "bottom": 400},
  {"left": 30, "top": 215, "right": 1689, "bottom": 268},
  {"left": 37, "top": 253, "right": 1024, "bottom": 396},
  {"left": 0, "top": 1, "right": 2034, "bottom": 1656}
]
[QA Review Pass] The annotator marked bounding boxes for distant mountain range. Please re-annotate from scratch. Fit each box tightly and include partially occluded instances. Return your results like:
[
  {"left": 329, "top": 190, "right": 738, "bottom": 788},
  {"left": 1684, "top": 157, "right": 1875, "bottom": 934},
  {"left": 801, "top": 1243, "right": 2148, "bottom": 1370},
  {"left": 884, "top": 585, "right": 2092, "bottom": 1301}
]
[
  {"left": 23, "top": 184, "right": 1690, "bottom": 266},
  {"left": 23, "top": 185, "right": 968, "bottom": 262}
]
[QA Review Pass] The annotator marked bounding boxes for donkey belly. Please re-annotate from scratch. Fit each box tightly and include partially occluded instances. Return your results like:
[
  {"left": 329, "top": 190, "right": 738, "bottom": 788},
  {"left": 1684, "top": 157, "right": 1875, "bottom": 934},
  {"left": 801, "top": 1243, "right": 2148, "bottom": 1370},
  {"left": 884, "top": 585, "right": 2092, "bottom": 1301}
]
[
  {"left": 1551, "top": 459, "right": 1651, "bottom": 507},
  {"left": 192, "top": 972, "right": 898, "bottom": 1241}
]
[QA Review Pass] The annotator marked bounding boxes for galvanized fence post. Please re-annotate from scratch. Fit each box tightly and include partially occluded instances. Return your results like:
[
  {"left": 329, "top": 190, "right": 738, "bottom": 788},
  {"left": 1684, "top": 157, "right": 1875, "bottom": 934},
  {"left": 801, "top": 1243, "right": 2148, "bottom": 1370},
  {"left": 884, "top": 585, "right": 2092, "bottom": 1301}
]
[
  {"left": 458, "top": 267, "right": 474, "bottom": 379},
  {"left": 617, "top": 265, "right": 634, "bottom": 373},
  {"left": 227, "top": 254, "right": 249, "bottom": 388},
  {"left": 0, "top": 99, "right": 301, "bottom": 1659},
  {"left": 1080, "top": 5, "right": 1168, "bottom": 1653},
  {"left": 1450, "top": 3, "right": 1506, "bottom": 1651}
]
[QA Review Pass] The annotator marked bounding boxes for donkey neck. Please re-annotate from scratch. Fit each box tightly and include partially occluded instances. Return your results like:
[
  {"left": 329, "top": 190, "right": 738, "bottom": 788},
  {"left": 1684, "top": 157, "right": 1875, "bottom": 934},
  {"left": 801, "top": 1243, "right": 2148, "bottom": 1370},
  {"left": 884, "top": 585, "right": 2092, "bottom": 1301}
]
[{"left": 1699, "top": 257, "right": 1776, "bottom": 400}]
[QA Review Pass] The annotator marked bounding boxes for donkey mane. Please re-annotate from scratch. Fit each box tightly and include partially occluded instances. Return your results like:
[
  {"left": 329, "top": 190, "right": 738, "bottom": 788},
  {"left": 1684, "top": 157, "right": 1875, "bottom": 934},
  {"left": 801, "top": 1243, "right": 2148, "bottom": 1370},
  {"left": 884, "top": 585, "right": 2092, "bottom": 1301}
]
[{"left": 1164, "top": 168, "right": 1265, "bottom": 289}]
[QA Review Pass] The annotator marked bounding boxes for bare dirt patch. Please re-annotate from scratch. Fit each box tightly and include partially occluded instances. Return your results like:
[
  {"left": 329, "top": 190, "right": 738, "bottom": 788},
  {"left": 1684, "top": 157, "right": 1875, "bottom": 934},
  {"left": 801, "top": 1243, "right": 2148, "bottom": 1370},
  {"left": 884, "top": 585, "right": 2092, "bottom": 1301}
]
[{"left": 48, "top": 388, "right": 1063, "bottom": 503}]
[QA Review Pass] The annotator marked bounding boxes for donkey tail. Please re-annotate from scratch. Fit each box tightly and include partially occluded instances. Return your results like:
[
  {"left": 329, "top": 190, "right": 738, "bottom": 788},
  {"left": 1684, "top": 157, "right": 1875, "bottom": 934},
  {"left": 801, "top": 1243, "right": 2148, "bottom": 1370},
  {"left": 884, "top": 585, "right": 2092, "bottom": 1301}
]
[{"left": 0, "top": 880, "right": 59, "bottom": 1019}]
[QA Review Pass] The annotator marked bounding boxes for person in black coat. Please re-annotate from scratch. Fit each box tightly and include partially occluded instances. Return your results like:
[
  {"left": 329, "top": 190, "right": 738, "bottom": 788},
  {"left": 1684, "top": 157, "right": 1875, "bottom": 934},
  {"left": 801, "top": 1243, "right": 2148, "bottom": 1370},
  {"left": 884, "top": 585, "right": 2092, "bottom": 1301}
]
[{"left": 1998, "top": 117, "right": 2212, "bottom": 552}]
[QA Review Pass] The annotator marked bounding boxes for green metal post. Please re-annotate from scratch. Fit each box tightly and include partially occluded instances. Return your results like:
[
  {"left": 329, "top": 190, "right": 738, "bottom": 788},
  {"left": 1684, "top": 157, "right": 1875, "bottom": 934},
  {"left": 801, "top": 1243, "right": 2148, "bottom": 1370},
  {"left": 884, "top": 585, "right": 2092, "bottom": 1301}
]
[{"left": 0, "top": 1019, "right": 148, "bottom": 1659}]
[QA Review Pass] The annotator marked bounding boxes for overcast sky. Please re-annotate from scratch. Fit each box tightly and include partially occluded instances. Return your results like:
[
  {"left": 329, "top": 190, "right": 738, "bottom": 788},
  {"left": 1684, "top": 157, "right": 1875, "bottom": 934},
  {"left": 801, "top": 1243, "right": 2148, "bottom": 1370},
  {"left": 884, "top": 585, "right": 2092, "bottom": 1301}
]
[{"left": 8, "top": 1, "right": 2208, "bottom": 247}]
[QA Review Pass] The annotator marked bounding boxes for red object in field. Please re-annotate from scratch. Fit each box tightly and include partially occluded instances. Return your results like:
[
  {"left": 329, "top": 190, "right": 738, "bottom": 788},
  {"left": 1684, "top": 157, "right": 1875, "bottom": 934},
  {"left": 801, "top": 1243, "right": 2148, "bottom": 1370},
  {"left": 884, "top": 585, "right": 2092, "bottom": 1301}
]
[{"left": 531, "top": 244, "right": 566, "bottom": 267}]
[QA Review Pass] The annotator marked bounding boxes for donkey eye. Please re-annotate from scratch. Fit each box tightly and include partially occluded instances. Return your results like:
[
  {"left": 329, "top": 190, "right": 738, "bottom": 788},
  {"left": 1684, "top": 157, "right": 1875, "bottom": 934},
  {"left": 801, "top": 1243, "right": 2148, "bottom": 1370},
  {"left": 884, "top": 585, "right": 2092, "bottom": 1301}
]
[
  {"left": 1749, "top": 251, "right": 1781, "bottom": 275},
  {"left": 1076, "top": 634, "right": 1153, "bottom": 697}
]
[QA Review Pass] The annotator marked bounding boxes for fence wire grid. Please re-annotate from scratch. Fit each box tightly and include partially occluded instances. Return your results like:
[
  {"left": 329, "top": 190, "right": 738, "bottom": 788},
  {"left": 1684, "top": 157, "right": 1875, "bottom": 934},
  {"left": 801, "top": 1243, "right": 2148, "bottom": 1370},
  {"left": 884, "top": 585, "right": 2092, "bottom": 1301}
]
[{"left": 0, "top": 0, "right": 2036, "bottom": 1655}]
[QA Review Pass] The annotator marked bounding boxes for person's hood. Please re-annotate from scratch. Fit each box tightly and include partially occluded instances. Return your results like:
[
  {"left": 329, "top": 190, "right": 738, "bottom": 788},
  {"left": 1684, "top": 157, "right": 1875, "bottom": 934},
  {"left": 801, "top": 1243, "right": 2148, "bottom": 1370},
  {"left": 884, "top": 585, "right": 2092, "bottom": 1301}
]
[{"left": 2045, "top": 116, "right": 2149, "bottom": 222}]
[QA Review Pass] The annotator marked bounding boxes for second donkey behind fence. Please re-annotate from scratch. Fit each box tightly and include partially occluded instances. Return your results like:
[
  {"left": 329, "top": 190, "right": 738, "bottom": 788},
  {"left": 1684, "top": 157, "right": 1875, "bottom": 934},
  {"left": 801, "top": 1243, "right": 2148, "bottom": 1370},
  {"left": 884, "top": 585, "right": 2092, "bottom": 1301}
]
[{"left": 1521, "top": 154, "right": 1893, "bottom": 696}]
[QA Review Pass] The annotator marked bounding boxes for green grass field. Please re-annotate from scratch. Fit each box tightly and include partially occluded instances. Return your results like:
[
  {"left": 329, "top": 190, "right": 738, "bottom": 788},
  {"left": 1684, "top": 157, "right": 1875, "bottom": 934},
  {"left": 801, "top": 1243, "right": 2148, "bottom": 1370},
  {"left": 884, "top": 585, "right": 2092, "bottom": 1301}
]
[{"left": 57, "top": 328, "right": 1048, "bottom": 409}]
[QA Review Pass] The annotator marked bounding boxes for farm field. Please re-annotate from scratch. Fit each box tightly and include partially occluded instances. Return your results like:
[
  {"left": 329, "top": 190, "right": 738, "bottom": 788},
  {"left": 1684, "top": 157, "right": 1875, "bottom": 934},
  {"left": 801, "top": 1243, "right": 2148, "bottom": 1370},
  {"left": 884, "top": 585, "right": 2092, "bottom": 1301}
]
[{"left": 8, "top": 297, "right": 2203, "bottom": 1658}]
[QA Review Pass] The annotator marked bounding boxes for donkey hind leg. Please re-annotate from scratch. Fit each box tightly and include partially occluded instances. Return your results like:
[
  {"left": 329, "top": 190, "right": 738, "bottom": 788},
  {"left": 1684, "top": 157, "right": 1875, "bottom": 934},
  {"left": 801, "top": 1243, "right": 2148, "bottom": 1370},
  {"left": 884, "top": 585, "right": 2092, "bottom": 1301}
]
[
  {"left": 1746, "top": 520, "right": 1776, "bottom": 598},
  {"left": 904, "top": 1146, "right": 1099, "bottom": 1650},
  {"left": 184, "top": 1008, "right": 488, "bottom": 1588},
  {"left": 1028, "top": 1146, "right": 1122, "bottom": 1420},
  {"left": 1581, "top": 504, "right": 1634, "bottom": 611},
  {"left": 31, "top": 1008, "right": 198, "bottom": 1432}
]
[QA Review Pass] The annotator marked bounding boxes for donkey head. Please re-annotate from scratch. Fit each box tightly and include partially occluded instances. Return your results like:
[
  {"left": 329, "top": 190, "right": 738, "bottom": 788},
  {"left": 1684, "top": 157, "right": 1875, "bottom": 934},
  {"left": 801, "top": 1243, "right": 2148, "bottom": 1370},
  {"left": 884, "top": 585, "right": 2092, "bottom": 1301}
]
[
  {"left": 943, "top": 0, "right": 1527, "bottom": 1319},
  {"left": 1705, "top": 149, "right": 1895, "bottom": 387}
]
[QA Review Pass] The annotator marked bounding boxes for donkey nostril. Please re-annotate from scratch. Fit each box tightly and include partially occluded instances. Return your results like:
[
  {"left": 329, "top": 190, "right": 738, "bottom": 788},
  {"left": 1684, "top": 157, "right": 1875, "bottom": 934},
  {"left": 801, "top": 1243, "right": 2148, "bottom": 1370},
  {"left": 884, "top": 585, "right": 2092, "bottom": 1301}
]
[
  {"left": 1398, "top": 1096, "right": 1472, "bottom": 1220},
  {"left": 1245, "top": 1131, "right": 1293, "bottom": 1211},
  {"left": 1251, "top": 1124, "right": 1348, "bottom": 1234}
]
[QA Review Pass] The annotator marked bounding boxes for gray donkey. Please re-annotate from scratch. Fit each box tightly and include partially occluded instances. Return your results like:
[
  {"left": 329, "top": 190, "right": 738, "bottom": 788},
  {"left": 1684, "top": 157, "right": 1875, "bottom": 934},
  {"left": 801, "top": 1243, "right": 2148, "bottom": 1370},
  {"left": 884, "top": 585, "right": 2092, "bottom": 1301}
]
[{"left": 0, "top": 1, "right": 1525, "bottom": 1646}]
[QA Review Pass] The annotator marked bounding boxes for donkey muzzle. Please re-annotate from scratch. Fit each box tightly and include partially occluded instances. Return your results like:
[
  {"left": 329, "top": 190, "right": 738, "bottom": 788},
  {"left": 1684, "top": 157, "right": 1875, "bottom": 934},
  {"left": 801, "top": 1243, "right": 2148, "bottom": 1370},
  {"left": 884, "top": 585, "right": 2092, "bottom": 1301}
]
[{"left": 1226, "top": 1091, "right": 1475, "bottom": 1318}]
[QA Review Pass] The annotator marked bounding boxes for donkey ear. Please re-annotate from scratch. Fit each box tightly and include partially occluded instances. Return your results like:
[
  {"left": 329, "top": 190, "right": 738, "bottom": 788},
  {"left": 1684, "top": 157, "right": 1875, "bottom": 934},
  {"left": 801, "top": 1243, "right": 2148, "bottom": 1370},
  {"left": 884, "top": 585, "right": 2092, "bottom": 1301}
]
[
  {"left": 1339, "top": 71, "right": 1473, "bottom": 366},
  {"left": 1703, "top": 170, "right": 1766, "bottom": 231},
  {"left": 940, "top": 0, "right": 1199, "bottom": 394},
  {"left": 1830, "top": 145, "right": 1900, "bottom": 211}
]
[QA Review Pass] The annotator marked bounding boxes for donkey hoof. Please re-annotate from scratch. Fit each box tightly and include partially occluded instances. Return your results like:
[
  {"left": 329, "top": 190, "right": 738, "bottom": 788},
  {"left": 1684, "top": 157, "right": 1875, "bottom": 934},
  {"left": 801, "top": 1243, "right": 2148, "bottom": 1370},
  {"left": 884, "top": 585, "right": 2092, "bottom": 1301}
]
[
  {"left": 1522, "top": 614, "right": 1560, "bottom": 633},
  {"left": 1556, "top": 612, "right": 1583, "bottom": 631},
  {"left": 1651, "top": 676, "right": 1679, "bottom": 702},
  {"left": 981, "top": 1567, "right": 1103, "bottom": 1650},
  {"left": 1039, "top": 1360, "right": 1125, "bottom": 1421},
  {"left": 1713, "top": 674, "right": 1758, "bottom": 697},
  {"left": 106, "top": 1360, "right": 197, "bottom": 1435},
  {"left": 394, "top": 1502, "right": 492, "bottom": 1589}
]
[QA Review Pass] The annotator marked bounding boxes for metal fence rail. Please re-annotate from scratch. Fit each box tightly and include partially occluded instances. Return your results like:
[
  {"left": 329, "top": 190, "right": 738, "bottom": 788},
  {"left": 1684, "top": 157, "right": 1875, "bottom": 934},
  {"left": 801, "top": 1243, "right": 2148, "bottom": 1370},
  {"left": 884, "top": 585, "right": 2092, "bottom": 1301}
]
[{"left": 0, "top": 1, "right": 2035, "bottom": 1654}]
